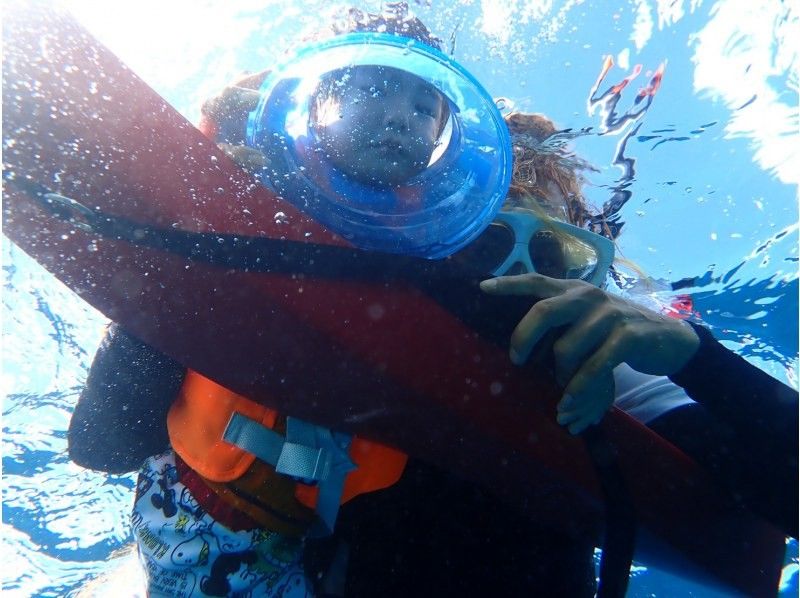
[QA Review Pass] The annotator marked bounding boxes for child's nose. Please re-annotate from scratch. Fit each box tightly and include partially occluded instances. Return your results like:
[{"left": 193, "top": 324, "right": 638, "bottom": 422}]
[{"left": 382, "top": 105, "right": 410, "bottom": 132}]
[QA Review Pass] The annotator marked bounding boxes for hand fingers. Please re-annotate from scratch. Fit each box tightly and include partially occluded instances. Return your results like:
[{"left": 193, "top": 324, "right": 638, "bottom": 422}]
[
  {"left": 556, "top": 370, "right": 615, "bottom": 435},
  {"left": 481, "top": 275, "right": 606, "bottom": 367},
  {"left": 232, "top": 69, "right": 271, "bottom": 89},
  {"left": 479, "top": 273, "right": 574, "bottom": 299},
  {"left": 551, "top": 306, "right": 616, "bottom": 386},
  {"left": 556, "top": 408, "right": 580, "bottom": 426},
  {"left": 556, "top": 405, "right": 605, "bottom": 435},
  {"left": 563, "top": 330, "right": 629, "bottom": 402},
  {"left": 218, "top": 144, "right": 269, "bottom": 173},
  {"left": 232, "top": 147, "right": 268, "bottom": 171},
  {"left": 506, "top": 282, "right": 611, "bottom": 368},
  {"left": 226, "top": 86, "right": 262, "bottom": 112},
  {"left": 508, "top": 295, "right": 584, "bottom": 365}
]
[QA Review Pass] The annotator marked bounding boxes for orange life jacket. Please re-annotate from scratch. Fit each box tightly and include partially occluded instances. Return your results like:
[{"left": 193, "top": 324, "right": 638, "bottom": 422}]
[{"left": 167, "top": 370, "right": 408, "bottom": 512}]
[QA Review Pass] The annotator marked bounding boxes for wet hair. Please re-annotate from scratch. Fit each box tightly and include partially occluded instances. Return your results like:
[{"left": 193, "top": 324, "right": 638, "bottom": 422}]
[
  {"left": 501, "top": 112, "right": 626, "bottom": 276},
  {"left": 503, "top": 112, "right": 646, "bottom": 284},
  {"left": 504, "top": 112, "right": 595, "bottom": 228},
  {"left": 309, "top": 2, "right": 444, "bottom": 50}
]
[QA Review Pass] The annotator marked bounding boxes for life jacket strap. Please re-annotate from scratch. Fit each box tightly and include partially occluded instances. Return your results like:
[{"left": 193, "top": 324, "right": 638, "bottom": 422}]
[{"left": 222, "top": 411, "right": 356, "bottom": 535}]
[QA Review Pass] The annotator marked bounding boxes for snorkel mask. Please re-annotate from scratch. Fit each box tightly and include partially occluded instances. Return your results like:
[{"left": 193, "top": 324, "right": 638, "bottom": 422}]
[
  {"left": 247, "top": 33, "right": 512, "bottom": 258},
  {"left": 453, "top": 208, "right": 615, "bottom": 287}
]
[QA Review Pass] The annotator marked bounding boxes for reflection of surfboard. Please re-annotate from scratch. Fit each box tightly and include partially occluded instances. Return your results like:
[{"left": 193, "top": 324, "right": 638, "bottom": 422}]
[{"left": 2, "top": 3, "right": 785, "bottom": 594}]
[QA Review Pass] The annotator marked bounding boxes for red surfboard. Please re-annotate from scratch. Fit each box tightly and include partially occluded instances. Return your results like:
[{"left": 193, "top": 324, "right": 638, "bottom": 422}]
[{"left": 2, "top": 3, "right": 786, "bottom": 594}]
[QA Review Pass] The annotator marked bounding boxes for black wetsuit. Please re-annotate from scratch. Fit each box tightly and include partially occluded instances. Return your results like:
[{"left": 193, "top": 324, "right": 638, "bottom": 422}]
[
  {"left": 653, "top": 324, "right": 798, "bottom": 537},
  {"left": 69, "top": 322, "right": 797, "bottom": 597}
]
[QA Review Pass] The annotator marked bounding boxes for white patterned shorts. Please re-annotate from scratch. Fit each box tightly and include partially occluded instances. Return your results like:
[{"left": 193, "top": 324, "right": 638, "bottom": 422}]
[{"left": 132, "top": 450, "right": 314, "bottom": 597}]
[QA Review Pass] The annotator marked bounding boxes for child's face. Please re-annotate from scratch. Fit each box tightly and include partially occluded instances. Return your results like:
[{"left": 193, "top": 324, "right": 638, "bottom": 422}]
[{"left": 313, "top": 66, "right": 447, "bottom": 188}]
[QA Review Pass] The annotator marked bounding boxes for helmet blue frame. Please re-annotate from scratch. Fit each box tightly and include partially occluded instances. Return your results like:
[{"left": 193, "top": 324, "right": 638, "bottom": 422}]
[{"left": 247, "top": 32, "right": 512, "bottom": 258}]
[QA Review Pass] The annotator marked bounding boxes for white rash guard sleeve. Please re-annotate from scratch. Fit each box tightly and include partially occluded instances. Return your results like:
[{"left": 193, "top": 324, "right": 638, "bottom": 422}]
[{"left": 612, "top": 363, "right": 696, "bottom": 424}]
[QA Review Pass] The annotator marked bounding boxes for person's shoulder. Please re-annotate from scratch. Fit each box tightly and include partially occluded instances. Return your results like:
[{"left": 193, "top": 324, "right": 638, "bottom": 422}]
[{"left": 98, "top": 323, "right": 169, "bottom": 363}]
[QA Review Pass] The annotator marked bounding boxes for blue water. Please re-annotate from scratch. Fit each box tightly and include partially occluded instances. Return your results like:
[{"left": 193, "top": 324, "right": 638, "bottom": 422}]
[{"left": 3, "top": 0, "right": 797, "bottom": 596}]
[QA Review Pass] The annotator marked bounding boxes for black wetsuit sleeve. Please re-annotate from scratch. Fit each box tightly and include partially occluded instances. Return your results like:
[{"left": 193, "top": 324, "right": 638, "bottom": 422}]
[
  {"left": 666, "top": 321, "right": 798, "bottom": 536},
  {"left": 68, "top": 323, "right": 185, "bottom": 474}
]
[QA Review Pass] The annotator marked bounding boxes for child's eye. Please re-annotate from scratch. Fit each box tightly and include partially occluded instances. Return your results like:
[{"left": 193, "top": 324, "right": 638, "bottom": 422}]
[{"left": 415, "top": 104, "right": 437, "bottom": 117}]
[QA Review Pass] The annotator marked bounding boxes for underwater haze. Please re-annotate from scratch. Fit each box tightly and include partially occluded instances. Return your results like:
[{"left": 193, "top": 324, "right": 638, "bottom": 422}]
[{"left": 3, "top": 0, "right": 798, "bottom": 596}]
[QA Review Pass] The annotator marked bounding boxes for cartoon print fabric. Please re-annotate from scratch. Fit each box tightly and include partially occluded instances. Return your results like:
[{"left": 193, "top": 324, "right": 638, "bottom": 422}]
[{"left": 133, "top": 451, "right": 313, "bottom": 597}]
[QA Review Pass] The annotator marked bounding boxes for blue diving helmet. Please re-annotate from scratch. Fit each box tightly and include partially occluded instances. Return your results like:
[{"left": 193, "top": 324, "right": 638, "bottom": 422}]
[{"left": 247, "top": 32, "right": 512, "bottom": 259}]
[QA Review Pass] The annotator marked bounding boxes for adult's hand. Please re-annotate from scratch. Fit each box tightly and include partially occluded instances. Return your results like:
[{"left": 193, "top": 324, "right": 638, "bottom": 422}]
[
  {"left": 201, "top": 70, "right": 270, "bottom": 145},
  {"left": 480, "top": 274, "right": 700, "bottom": 434},
  {"left": 201, "top": 70, "right": 272, "bottom": 174},
  {"left": 217, "top": 142, "right": 269, "bottom": 174}
]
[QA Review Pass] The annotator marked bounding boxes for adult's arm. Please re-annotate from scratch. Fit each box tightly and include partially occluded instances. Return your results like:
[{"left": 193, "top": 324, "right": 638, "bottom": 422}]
[
  {"left": 480, "top": 274, "right": 701, "bottom": 433},
  {"left": 198, "top": 69, "right": 270, "bottom": 145},
  {"left": 68, "top": 324, "right": 185, "bottom": 474},
  {"left": 481, "top": 273, "right": 798, "bottom": 536},
  {"left": 669, "top": 322, "right": 798, "bottom": 446},
  {"left": 667, "top": 322, "right": 798, "bottom": 536}
]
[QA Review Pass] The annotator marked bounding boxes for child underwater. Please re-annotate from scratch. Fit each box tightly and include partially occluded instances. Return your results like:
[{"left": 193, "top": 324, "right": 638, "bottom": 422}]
[{"left": 68, "top": 4, "right": 797, "bottom": 597}]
